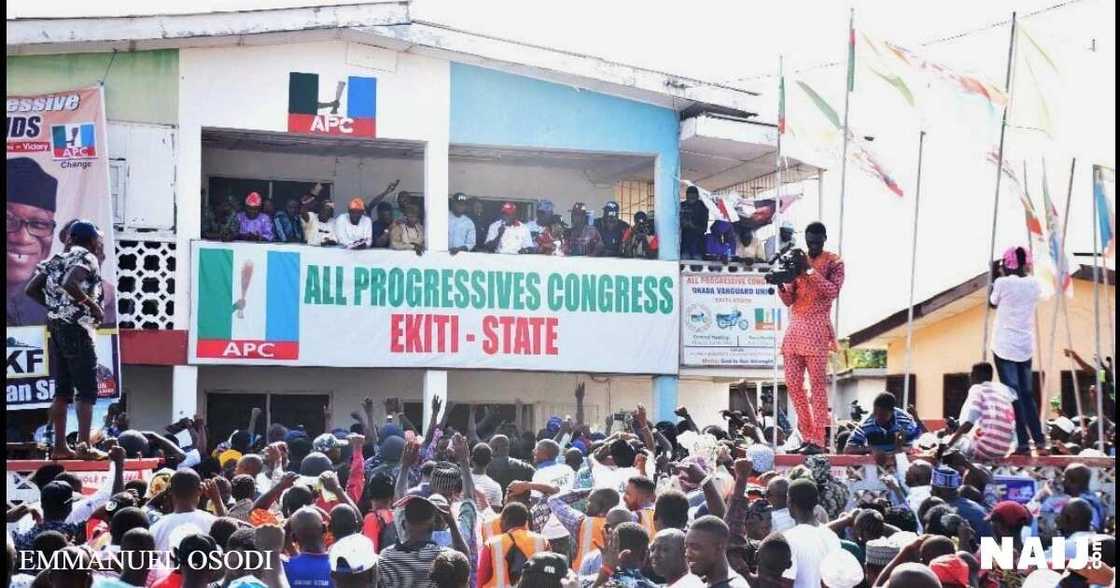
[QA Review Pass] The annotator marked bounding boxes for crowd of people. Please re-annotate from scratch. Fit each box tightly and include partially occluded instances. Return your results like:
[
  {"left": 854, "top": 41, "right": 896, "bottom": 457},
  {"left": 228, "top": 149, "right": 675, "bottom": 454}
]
[
  {"left": 201, "top": 184, "right": 659, "bottom": 259},
  {"left": 6, "top": 383, "right": 1116, "bottom": 588},
  {"left": 679, "top": 186, "right": 792, "bottom": 265}
]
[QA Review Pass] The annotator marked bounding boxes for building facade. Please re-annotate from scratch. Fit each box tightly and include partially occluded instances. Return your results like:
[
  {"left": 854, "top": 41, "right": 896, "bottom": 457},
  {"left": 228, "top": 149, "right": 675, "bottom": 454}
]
[{"left": 8, "top": 5, "right": 829, "bottom": 442}]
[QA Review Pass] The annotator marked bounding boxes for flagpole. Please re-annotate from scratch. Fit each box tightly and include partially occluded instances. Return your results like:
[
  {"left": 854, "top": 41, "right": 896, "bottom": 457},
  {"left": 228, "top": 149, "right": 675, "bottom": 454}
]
[
  {"left": 1091, "top": 170, "right": 1105, "bottom": 451},
  {"left": 901, "top": 130, "right": 926, "bottom": 413},
  {"left": 829, "top": 6, "right": 855, "bottom": 453},
  {"left": 981, "top": 12, "right": 1018, "bottom": 361},
  {"left": 1056, "top": 157, "right": 1085, "bottom": 440},
  {"left": 772, "top": 55, "right": 784, "bottom": 450}
]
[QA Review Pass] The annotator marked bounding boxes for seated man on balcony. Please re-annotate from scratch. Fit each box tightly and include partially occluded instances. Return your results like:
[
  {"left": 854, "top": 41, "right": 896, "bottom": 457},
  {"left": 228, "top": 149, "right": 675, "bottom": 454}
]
[
  {"left": 201, "top": 195, "right": 238, "bottom": 242},
  {"left": 596, "top": 201, "right": 629, "bottom": 257},
  {"left": 390, "top": 203, "right": 425, "bottom": 255},
  {"left": 301, "top": 198, "right": 338, "bottom": 247},
  {"left": 235, "top": 192, "right": 274, "bottom": 242},
  {"left": 485, "top": 201, "right": 534, "bottom": 255},
  {"left": 370, "top": 201, "right": 394, "bottom": 249},
  {"left": 448, "top": 193, "right": 476, "bottom": 255},
  {"left": 335, "top": 198, "right": 373, "bottom": 249},
  {"left": 525, "top": 199, "right": 554, "bottom": 243},
  {"left": 272, "top": 198, "right": 304, "bottom": 244},
  {"left": 565, "top": 202, "right": 602, "bottom": 257},
  {"left": 734, "top": 222, "right": 765, "bottom": 264},
  {"left": 536, "top": 215, "right": 567, "bottom": 256}
]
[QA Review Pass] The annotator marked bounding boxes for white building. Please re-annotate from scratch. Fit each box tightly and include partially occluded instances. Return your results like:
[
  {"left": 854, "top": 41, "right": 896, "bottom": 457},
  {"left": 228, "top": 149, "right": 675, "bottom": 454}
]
[{"left": 7, "top": 2, "right": 828, "bottom": 442}]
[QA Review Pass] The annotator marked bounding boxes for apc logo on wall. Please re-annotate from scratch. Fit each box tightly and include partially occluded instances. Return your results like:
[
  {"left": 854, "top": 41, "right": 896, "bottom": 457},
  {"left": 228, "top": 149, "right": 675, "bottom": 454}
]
[
  {"left": 287, "top": 72, "right": 377, "bottom": 137},
  {"left": 196, "top": 248, "right": 301, "bottom": 360},
  {"left": 50, "top": 123, "right": 97, "bottom": 159}
]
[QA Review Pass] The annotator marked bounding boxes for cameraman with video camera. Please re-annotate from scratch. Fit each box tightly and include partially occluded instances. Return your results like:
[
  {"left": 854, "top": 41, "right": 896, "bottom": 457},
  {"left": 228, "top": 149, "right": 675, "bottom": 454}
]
[
  {"left": 774, "top": 222, "right": 844, "bottom": 455},
  {"left": 622, "top": 211, "right": 658, "bottom": 259}
]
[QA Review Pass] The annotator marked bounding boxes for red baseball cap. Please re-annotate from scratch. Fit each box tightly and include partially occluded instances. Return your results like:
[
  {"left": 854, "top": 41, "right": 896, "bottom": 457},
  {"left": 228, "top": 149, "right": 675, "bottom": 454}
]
[
  {"left": 986, "top": 500, "right": 1031, "bottom": 527},
  {"left": 929, "top": 554, "right": 971, "bottom": 588},
  {"left": 245, "top": 192, "right": 262, "bottom": 207},
  {"left": 501, "top": 202, "right": 516, "bottom": 214}
]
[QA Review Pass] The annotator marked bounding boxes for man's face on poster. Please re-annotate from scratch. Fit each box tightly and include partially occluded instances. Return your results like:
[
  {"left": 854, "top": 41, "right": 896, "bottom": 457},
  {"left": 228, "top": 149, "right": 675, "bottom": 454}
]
[{"left": 7, "top": 202, "right": 55, "bottom": 285}]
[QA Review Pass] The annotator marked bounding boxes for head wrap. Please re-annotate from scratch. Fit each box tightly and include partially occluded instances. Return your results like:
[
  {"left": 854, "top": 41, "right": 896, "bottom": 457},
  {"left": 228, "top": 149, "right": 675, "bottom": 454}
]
[
  {"left": 746, "top": 444, "right": 775, "bottom": 473},
  {"left": 820, "top": 549, "right": 864, "bottom": 588},
  {"left": 7, "top": 157, "right": 58, "bottom": 212},
  {"left": 429, "top": 462, "right": 462, "bottom": 496},
  {"left": 931, "top": 466, "right": 962, "bottom": 489}
]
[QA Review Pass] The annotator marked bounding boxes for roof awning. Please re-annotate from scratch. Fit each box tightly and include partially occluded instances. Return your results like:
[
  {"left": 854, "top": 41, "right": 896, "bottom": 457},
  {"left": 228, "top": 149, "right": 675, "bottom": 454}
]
[{"left": 680, "top": 114, "right": 828, "bottom": 191}]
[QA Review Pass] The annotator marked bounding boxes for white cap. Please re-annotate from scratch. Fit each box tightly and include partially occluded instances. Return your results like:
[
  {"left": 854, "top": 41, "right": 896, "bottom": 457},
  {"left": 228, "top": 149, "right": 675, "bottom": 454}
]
[
  {"left": 329, "top": 534, "right": 379, "bottom": 574},
  {"left": 820, "top": 549, "right": 863, "bottom": 588},
  {"left": 1052, "top": 416, "right": 1076, "bottom": 434}
]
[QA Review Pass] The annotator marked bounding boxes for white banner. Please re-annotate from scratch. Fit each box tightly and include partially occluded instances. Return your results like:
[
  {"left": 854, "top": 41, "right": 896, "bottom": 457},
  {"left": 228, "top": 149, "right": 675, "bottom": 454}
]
[
  {"left": 189, "top": 242, "right": 680, "bottom": 374},
  {"left": 680, "top": 272, "right": 787, "bottom": 368}
]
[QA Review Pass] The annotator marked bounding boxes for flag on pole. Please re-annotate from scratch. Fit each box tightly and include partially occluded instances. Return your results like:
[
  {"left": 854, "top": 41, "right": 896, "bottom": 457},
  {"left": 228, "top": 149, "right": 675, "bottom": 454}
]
[
  {"left": 987, "top": 149, "right": 1043, "bottom": 237},
  {"left": 678, "top": 179, "right": 739, "bottom": 223},
  {"left": 857, "top": 32, "right": 1007, "bottom": 111},
  {"left": 1094, "top": 164, "right": 1116, "bottom": 260},
  {"left": 847, "top": 13, "right": 857, "bottom": 92},
  {"left": 1040, "top": 160, "right": 1074, "bottom": 297},
  {"left": 790, "top": 80, "right": 904, "bottom": 197},
  {"left": 1008, "top": 22, "right": 1061, "bottom": 139},
  {"left": 778, "top": 74, "right": 787, "bottom": 135},
  {"left": 995, "top": 154, "right": 1058, "bottom": 298}
]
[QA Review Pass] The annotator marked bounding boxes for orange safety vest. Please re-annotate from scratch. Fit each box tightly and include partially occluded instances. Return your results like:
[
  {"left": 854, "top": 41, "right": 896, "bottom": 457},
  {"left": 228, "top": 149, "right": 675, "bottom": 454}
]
[
  {"left": 480, "top": 511, "right": 503, "bottom": 544},
  {"left": 483, "top": 528, "right": 549, "bottom": 588},
  {"left": 572, "top": 516, "right": 607, "bottom": 571}
]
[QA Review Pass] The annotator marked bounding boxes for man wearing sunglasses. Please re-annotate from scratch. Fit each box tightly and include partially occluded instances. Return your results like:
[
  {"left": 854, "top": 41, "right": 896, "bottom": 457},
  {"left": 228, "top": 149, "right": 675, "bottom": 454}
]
[{"left": 7, "top": 157, "right": 59, "bottom": 326}]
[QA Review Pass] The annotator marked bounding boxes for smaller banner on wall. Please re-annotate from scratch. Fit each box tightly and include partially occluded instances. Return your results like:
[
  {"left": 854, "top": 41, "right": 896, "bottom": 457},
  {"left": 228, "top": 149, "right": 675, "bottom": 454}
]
[{"left": 680, "top": 272, "right": 787, "bottom": 368}]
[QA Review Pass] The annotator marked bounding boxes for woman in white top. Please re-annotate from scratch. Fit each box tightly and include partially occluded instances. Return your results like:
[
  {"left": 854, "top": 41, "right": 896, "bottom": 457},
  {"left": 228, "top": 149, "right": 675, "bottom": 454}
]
[{"left": 989, "top": 245, "right": 1048, "bottom": 455}]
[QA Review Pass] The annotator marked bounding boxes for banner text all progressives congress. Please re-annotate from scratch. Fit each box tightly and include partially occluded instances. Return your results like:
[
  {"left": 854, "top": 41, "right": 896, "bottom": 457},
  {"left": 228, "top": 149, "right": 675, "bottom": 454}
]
[{"left": 303, "top": 264, "right": 674, "bottom": 356}]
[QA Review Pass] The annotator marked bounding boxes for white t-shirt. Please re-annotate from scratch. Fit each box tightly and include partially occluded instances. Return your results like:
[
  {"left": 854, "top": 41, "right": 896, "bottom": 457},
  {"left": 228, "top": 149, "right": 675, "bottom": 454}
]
[
  {"left": 990, "top": 275, "right": 1042, "bottom": 362},
  {"left": 486, "top": 220, "right": 534, "bottom": 254},
  {"left": 783, "top": 523, "right": 841, "bottom": 588},
  {"left": 148, "top": 510, "right": 218, "bottom": 551},
  {"left": 534, "top": 463, "right": 576, "bottom": 539},
  {"left": 471, "top": 473, "right": 503, "bottom": 511},
  {"left": 770, "top": 508, "right": 795, "bottom": 533},
  {"left": 667, "top": 573, "right": 707, "bottom": 588},
  {"left": 334, "top": 214, "right": 373, "bottom": 248}
]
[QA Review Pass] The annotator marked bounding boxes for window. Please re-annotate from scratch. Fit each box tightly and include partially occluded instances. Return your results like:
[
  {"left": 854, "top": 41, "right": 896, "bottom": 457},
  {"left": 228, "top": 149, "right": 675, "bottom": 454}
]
[
  {"left": 1059, "top": 370, "right": 1099, "bottom": 416},
  {"left": 206, "top": 392, "right": 329, "bottom": 446},
  {"left": 886, "top": 374, "right": 917, "bottom": 414},
  {"left": 615, "top": 181, "right": 654, "bottom": 225}
]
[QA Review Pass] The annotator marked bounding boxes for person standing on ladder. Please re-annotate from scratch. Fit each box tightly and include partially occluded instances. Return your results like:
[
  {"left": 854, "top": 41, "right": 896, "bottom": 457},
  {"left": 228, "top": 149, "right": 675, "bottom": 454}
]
[
  {"left": 989, "top": 246, "right": 1050, "bottom": 456},
  {"left": 778, "top": 222, "right": 844, "bottom": 455}
]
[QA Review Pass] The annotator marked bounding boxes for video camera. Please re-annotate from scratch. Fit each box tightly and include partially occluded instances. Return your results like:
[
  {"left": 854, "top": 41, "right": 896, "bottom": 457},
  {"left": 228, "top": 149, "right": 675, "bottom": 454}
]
[{"left": 763, "top": 245, "right": 807, "bottom": 285}]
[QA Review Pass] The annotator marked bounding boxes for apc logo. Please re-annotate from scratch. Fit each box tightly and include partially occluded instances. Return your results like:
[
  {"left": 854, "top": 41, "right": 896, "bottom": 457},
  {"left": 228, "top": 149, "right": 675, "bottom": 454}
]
[
  {"left": 287, "top": 72, "right": 377, "bottom": 137},
  {"left": 51, "top": 123, "right": 97, "bottom": 159}
]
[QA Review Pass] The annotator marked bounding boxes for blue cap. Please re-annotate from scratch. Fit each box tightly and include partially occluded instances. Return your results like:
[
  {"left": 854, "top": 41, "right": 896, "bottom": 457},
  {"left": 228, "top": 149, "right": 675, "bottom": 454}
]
[
  {"left": 538, "top": 199, "right": 554, "bottom": 213},
  {"left": 546, "top": 416, "right": 562, "bottom": 434}
]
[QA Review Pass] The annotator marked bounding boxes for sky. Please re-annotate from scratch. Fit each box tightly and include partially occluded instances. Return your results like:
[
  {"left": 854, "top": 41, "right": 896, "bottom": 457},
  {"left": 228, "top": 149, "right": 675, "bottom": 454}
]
[
  {"left": 10, "top": 0, "right": 1115, "bottom": 335},
  {"left": 413, "top": 0, "right": 1116, "bottom": 334}
]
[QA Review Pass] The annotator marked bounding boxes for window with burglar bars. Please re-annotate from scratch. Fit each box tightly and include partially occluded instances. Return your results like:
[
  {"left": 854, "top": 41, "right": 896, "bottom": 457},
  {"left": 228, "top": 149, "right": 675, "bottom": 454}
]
[
  {"left": 715, "top": 170, "right": 779, "bottom": 198},
  {"left": 615, "top": 181, "right": 655, "bottom": 225}
]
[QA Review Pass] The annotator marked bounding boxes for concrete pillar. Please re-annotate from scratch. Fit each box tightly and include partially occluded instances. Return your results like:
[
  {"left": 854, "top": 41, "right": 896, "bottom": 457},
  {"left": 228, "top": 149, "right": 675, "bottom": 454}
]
[
  {"left": 653, "top": 376, "right": 679, "bottom": 424},
  {"left": 422, "top": 370, "right": 448, "bottom": 436},
  {"left": 424, "top": 139, "right": 449, "bottom": 252},
  {"left": 172, "top": 365, "right": 198, "bottom": 422}
]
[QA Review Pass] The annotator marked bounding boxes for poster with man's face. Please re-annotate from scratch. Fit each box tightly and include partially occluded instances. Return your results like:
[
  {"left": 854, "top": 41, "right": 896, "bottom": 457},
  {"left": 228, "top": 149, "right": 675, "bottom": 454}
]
[{"left": 6, "top": 87, "right": 121, "bottom": 410}]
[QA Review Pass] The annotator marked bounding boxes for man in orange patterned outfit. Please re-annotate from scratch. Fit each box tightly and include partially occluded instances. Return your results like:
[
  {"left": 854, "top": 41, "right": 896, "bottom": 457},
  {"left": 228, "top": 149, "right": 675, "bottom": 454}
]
[{"left": 777, "top": 222, "right": 844, "bottom": 454}]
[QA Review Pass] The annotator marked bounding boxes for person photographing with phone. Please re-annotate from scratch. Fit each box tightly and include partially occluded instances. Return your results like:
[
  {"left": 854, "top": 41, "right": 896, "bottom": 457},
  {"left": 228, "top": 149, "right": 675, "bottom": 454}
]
[{"left": 776, "top": 222, "right": 844, "bottom": 455}]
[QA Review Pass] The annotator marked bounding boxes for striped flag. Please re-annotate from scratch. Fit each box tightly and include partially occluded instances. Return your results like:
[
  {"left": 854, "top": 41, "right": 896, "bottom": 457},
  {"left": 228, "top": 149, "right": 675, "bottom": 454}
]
[
  {"left": 778, "top": 74, "right": 787, "bottom": 135},
  {"left": 1093, "top": 164, "right": 1116, "bottom": 260},
  {"left": 858, "top": 32, "right": 1007, "bottom": 111},
  {"left": 987, "top": 150, "right": 1043, "bottom": 237},
  {"left": 792, "top": 80, "right": 903, "bottom": 197},
  {"left": 997, "top": 155, "right": 1058, "bottom": 299},
  {"left": 197, "top": 247, "right": 302, "bottom": 359},
  {"left": 1040, "top": 161, "right": 1074, "bottom": 297},
  {"left": 847, "top": 17, "right": 856, "bottom": 92}
]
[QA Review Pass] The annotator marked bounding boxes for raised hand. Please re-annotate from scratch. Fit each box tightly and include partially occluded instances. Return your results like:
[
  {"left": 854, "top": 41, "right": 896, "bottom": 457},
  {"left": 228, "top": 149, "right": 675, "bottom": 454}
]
[
  {"left": 574, "top": 382, "right": 585, "bottom": 401},
  {"left": 401, "top": 440, "right": 420, "bottom": 468},
  {"left": 674, "top": 406, "right": 689, "bottom": 418},
  {"left": 635, "top": 404, "right": 648, "bottom": 428},
  {"left": 733, "top": 458, "right": 753, "bottom": 480},
  {"left": 108, "top": 445, "right": 126, "bottom": 466}
]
